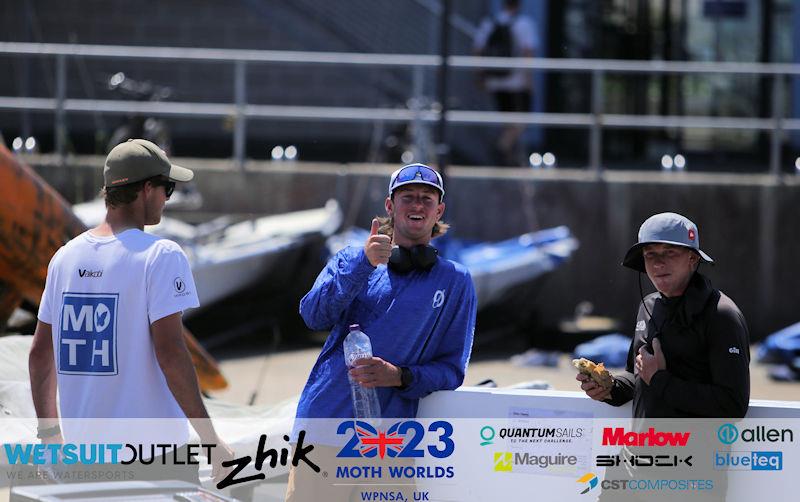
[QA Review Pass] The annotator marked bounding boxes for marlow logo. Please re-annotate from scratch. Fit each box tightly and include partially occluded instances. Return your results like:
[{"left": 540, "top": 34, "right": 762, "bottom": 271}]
[
  {"left": 432, "top": 289, "right": 445, "bottom": 309},
  {"left": 577, "top": 473, "right": 598, "bottom": 495},
  {"left": 602, "top": 427, "right": 690, "bottom": 447},
  {"left": 494, "top": 452, "right": 513, "bottom": 472}
]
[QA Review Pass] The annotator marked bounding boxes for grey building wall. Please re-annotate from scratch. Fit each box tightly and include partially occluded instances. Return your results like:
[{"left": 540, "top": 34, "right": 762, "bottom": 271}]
[{"left": 29, "top": 156, "right": 800, "bottom": 342}]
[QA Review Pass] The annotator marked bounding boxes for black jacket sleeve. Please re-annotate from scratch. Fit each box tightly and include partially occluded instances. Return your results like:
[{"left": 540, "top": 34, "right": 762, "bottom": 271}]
[
  {"left": 648, "top": 296, "right": 750, "bottom": 417},
  {"left": 605, "top": 302, "right": 647, "bottom": 407}
]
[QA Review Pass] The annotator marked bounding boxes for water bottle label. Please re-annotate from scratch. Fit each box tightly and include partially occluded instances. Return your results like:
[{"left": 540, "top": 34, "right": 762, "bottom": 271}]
[{"left": 346, "top": 351, "right": 370, "bottom": 367}]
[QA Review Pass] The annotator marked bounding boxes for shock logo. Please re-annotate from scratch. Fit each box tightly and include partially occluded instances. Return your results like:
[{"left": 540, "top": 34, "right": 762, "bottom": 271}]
[{"left": 336, "top": 420, "right": 455, "bottom": 459}]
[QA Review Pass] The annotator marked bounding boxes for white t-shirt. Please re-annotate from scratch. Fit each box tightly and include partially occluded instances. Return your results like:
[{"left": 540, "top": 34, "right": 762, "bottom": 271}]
[
  {"left": 38, "top": 229, "right": 199, "bottom": 444},
  {"left": 473, "top": 11, "right": 539, "bottom": 92}
]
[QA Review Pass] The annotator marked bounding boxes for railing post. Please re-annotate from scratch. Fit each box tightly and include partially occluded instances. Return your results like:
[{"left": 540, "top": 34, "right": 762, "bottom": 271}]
[
  {"left": 233, "top": 60, "right": 247, "bottom": 171},
  {"left": 769, "top": 74, "right": 783, "bottom": 182},
  {"left": 590, "top": 69, "right": 604, "bottom": 175},
  {"left": 55, "top": 54, "right": 67, "bottom": 164}
]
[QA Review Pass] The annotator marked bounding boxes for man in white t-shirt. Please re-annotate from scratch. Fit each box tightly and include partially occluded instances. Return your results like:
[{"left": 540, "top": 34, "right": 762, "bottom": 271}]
[
  {"left": 28, "top": 139, "right": 232, "bottom": 483},
  {"left": 473, "top": 0, "right": 539, "bottom": 166}
]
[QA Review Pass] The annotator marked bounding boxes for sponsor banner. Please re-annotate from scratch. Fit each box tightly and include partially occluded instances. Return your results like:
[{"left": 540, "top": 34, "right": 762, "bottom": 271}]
[{"left": 0, "top": 418, "right": 797, "bottom": 501}]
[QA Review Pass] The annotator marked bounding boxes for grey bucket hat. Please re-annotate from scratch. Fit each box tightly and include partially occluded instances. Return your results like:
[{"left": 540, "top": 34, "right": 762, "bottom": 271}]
[{"left": 622, "top": 212, "right": 714, "bottom": 272}]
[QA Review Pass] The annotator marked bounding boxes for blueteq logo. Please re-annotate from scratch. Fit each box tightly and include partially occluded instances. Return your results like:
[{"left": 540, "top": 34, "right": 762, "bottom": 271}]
[
  {"left": 336, "top": 420, "right": 455, "bottom": 459},
  {"left": 714, "top": 451, "right": 783, "bottom": 470}
]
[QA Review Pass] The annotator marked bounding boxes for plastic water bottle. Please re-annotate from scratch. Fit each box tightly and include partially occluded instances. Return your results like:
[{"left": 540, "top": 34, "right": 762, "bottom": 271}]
[{"left": 343, "top": 324, "right": 382, "bottom": 419}]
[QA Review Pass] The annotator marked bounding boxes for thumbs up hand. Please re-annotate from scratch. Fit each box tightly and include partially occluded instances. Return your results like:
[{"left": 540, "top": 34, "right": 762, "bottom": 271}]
[{"left": 365, "top": 218, "right": 392, "bottom": 267}]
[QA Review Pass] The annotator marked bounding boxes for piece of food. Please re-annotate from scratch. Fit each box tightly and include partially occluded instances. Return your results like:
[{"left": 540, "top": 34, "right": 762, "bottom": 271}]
[{"left": 572, "top": 357, "right": 614, "bottom": 390}]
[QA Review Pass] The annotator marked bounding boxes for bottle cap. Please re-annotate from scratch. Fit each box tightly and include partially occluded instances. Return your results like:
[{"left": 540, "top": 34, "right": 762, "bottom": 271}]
[{"left": 349, "top": 324, "right": 360, "bottom": 331}]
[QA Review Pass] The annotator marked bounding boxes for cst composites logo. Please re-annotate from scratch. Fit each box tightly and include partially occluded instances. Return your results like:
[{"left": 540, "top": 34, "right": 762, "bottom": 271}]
[
  {"left": 577, "top": 473, "right": 598, "bottom": 495},
  {"left": 335, "top": 420, "right": 455, "bottom": 480}
]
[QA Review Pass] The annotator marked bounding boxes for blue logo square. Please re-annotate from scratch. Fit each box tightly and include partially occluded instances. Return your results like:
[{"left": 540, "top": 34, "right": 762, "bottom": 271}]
[
  {"left": 58, "top": 293, "right": 118, "bottom": 375},
  {"left": 751, "top": 451, "right": 782, "bottom": 471}
]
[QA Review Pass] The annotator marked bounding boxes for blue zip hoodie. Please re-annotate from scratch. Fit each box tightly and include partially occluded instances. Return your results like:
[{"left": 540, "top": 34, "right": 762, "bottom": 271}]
[{"left": 294, "top": 246, "right": 476, "bottom": 419}]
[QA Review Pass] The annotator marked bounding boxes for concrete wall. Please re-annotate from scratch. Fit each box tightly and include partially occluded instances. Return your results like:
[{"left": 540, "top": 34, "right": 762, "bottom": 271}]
[{"left": 28, "top": 155, "right": 799, "bottom": 341}]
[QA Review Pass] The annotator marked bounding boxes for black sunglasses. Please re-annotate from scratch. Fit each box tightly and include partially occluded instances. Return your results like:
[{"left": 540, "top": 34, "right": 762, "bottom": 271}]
[{"left": 150, "top": 178, "right": 176, "bottom": 198}]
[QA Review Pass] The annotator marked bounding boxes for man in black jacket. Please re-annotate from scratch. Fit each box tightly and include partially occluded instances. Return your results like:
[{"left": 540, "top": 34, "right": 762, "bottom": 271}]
[
  {"left": 577, "top": 212, "right": 750, "bottom": 417},
  {"left": 576, "top": 213, "right": 750, "bottom": 501}
]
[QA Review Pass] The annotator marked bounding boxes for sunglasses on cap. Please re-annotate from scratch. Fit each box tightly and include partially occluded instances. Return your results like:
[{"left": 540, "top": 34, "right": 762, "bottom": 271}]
[
  {"left": 389, "top": 164, "right": 444, "bottom": 196},
  {"left": 150, "top": 178, "right": 176, "bottom": 198}
]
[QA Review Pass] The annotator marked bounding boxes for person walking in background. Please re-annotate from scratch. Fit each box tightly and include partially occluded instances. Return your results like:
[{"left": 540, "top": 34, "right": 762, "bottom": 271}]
[{"left": 473, "top": 0, "right": 539, "bottom": 166}]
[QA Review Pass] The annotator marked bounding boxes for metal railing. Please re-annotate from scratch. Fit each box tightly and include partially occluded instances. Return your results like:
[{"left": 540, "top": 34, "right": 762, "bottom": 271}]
[{"left": 1, "top": 41, "right": 798, "bottom": 177}]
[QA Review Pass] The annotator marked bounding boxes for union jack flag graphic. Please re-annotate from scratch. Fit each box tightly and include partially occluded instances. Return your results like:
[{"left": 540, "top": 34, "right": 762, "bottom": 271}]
[{"left": 355, "top": 421, "right": 405, "bottom": 459}]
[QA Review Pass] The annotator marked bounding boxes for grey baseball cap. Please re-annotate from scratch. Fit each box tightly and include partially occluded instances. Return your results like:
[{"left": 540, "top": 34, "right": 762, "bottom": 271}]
[
  {"left": 622, "top": 212, "right": 714, "bottom": 272},
  {"left": 104, "top": 139, "right": 193, "bottom": 188}
]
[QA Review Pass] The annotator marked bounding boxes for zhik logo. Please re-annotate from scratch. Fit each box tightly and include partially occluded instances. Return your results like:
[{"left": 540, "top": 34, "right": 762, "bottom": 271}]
[{"left": 336, "top": 420, "right": 455, "bottom": 459}]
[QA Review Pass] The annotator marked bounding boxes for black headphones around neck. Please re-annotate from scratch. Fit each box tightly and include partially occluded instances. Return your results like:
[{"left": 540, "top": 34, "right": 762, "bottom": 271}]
[{"left": 388, "top": 245, "right": 439, "bottom": 274}]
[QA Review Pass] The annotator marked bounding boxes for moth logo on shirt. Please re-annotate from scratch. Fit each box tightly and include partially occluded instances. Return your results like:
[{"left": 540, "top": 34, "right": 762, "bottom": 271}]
[
  {"left": 432, "top": 289, "right": 445, "bottom": 309},
  {"left": 58, "top": 293, "right": 118, "bottom": 375}
]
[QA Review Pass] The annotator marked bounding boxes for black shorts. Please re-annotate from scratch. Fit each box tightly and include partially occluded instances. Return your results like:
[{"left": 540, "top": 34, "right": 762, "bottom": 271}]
[{"left": 493, "top": 90, "right": 532, "bottom": 113}]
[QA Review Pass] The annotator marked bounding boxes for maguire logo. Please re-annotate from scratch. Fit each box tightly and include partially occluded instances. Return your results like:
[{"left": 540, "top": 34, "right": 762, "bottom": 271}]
[
  {"left": 717, "top": 424, "right": 794, "bottom": 445},
  {"left": 577, "top": 473, "right": 598, "bottom": 494},
  {"left": 494, "top": 452, "right": 513, "bottom": 472},
  {"left": 493, "top": 451, "right": 578, "bottom": 472},
  {"left": 336, "top": 420, "right": 454, "bottom": 459},
  {"left": 714, "top": 451, "right": 782, "bottom": 471},
  {"left": 602, "top": 427, "right": 690, "bottom": 447},
  {"left": 58, "top": 293, "right": 118, "bottom": 375}
]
